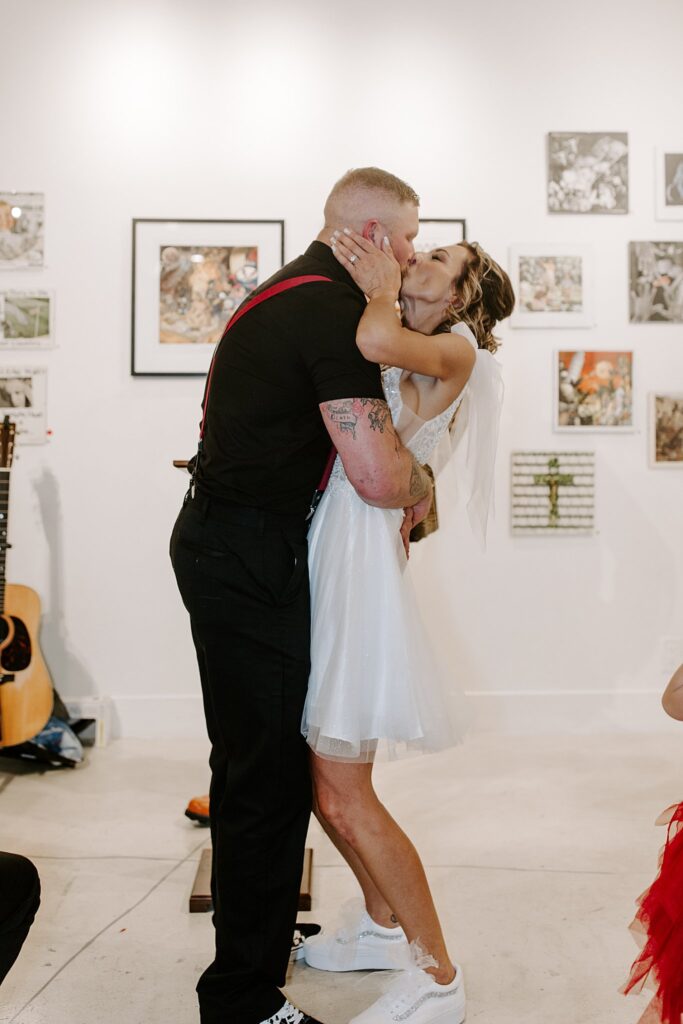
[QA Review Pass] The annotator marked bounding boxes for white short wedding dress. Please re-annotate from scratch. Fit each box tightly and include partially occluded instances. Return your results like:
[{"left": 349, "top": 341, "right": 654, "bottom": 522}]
[{"left": 302, "top": 324, "right": 503, "bottom": 763}]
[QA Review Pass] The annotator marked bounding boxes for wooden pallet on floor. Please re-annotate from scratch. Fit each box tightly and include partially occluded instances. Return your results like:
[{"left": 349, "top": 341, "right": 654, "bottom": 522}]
[{"left": 190, "top": 846, "right": 313, "bottom": 913}]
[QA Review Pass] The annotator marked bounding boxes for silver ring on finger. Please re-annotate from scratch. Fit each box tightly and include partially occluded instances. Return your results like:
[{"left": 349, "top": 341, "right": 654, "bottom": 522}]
[{"left": 349, "top": 254, "right": 357, "bottom": 265}]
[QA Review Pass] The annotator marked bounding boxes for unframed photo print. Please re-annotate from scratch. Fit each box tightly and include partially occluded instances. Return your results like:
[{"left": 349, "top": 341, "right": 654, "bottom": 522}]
[
  {"left": 0, "top": 367, "right": 47, "bottom": 444},
  {"left": 650, "top": 393, "right": 683, "bottom": 467},
  {"left": 555, "top": 350, "right": 634, "bottom": 432},
  {"left": 629, "top": 241, "right": 683, "bottom": 323},
  {"left": 655, "top": 148, "right": 683, "bottom": 221},
  {"left": 0, "top": 192, "right": 45, "bottom": 268},
  {"left": 509, "top": 245, "right": 595, "bottom": 328},
  {"left": 0, "top": 291, "right": 54, "bottom": 348}
]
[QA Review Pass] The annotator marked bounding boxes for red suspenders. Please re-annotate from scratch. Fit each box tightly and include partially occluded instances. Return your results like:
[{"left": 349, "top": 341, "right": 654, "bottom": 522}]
[{"left": 196, "top": 274, "right": 337, "bottom": 517}]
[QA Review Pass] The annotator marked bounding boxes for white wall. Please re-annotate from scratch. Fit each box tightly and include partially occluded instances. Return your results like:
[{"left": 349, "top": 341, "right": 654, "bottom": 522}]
[{"left": 2, "top": 0, "right": 682, "bottom": 737}]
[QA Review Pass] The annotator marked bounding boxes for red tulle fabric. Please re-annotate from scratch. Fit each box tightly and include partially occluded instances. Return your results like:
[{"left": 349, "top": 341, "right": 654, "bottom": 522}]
[{"left": 624, "top": 801, "right": 683, "bottom": 1024}]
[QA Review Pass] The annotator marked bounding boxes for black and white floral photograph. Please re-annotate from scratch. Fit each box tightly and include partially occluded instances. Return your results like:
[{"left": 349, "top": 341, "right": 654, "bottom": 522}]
[{"left": 548, "top": 132, "right": 628, "bottom": 214}]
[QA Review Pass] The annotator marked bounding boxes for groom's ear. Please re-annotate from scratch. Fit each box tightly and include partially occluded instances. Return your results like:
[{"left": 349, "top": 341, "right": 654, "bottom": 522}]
[{"left": 362, "top": 219, "right": 385, "bottom": 249}]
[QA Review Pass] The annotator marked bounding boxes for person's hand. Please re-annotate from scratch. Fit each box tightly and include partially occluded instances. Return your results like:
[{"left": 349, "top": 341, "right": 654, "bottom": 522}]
[
  {"left": 400, "top": 507, "right": 414, "bottom": 559},
  {"left": 410, "top": 490, "right": 433, "bottom": 530},
  {"left": 331, "top": 228, "right": 401, "bottom": 301}
]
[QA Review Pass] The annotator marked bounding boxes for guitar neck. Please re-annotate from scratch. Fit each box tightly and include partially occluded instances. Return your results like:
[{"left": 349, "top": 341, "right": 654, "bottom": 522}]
[{"left": 0, "top": 468, "right": 8, "bottom": 614}]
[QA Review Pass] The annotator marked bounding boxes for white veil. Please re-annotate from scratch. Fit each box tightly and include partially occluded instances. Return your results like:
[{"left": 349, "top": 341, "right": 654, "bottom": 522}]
[{"left": 429, "top": 322, "right": 504, "bottom": 548}]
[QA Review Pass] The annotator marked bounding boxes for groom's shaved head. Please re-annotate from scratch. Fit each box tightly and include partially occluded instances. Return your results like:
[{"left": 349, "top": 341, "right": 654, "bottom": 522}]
[
  {"left": 323, "top": 167, "right": 420, "bottom": 231},
  {"left": 322, "top": 167, "right": 420, "bottom": 267}
]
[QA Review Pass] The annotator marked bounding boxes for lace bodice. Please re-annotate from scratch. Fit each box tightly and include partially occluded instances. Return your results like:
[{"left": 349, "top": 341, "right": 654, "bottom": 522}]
[
  {"left": 381, "top": 366, "right": 467, "bottom": 464},
  {"left": 328, "top": 367, "right": 467, "bottom": 490}
]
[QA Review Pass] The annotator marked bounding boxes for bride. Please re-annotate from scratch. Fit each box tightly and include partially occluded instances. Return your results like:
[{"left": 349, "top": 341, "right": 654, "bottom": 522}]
[{"left": 301, "top": 228, "right": 514, "bottom": 1024}]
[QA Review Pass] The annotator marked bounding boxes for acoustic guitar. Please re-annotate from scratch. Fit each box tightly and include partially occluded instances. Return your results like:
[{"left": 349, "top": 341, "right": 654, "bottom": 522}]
[{"left": 0, "top": 417, "right": 53, "bottom": 747}]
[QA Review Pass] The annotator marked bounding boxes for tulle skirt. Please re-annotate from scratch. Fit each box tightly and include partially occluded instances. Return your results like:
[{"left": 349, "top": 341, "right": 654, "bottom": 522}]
[
  {"left": 301, "top": 474, "right": 467, "bottom": 762},
  {"left": 623, "top": 801, "right": 683, "bottom": 1024}
]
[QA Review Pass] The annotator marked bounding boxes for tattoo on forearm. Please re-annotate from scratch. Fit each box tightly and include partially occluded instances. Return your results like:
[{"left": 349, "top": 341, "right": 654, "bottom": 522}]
[{"left": 324, "top": 397, "right": 394, "bottom": 442}]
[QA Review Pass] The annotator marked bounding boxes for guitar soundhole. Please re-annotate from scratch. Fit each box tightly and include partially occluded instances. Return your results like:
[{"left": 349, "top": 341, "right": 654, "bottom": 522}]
[
  {"left": 0, "top": 618, "right": 9, "bottom": 645},
  {"left": 1, "top": 617, "right": 31, "bottom": 672}
]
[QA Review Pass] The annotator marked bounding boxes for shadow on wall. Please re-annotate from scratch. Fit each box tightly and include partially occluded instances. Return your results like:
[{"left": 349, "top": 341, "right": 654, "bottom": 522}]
[{"left": 33, "top": 468, "right": 97, "bottom": 698}]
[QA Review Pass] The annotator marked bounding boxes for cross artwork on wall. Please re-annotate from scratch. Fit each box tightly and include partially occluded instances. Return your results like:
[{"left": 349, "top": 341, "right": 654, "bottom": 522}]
[{"left": 511, "top": 451, "right": 595, "bottom": 536}]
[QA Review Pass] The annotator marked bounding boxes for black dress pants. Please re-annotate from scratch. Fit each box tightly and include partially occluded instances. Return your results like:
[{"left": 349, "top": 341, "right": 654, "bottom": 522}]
[
  {"left": 170, "top": 493, "right": 312, "bottom": 1024},
  {"left": 0, "top": 853, "right": 40, "bottom": 986}
]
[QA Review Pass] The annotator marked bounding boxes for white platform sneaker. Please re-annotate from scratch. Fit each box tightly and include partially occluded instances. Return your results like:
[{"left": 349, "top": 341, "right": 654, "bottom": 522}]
[
  {"left": 302, "top": 904, "right": 409, "bottom": 971},
  {"left": 349, "top": 963, "right": 466, "bottom": 1024}
]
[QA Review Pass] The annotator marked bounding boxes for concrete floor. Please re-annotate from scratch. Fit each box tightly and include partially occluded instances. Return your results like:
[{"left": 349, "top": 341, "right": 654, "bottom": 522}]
[{"left": 1, "top": 733, "right": 677, "bottom": 1024}]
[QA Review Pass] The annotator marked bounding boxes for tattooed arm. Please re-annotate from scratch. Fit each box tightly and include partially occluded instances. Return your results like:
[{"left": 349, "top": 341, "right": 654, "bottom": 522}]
[
  {"left": 331, "top": 229, "right": 476, "bottom": 389},
  {"left": 320, "top": 396, "right": 432, "bottom": 510}
]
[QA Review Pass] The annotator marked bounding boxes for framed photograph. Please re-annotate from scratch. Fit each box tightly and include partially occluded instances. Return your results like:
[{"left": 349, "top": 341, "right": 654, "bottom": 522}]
[
  {"left": 131, "top": 219, "right": 285, "bottom": 376},
  {"left": 509, "top": 244, "right": 595, "bottom": 328},
  {"left": 511, "top": 451, "right": 595, "bottom": 536},
  {"left": 0, "top": 290, "right": 54, "bottom": 348},
  {"left": 547, "top": 132, "right": 628, "bottom": 214},
  {"left": 555, "top": 350, "right": 633, "bottom": 432},
  {"left": 649, "top": 393, "right": 683, "bottom": 467},
  {"left": 629, "top": 241, "right": 683, "bottom": 323},
  {"left": 0, "top": 366, "right": 47, "bottom": 444},
  {"left": 414, "top": 219, "right": 466, "bottom": 253},
  {"left": 0, "top": 192, "right": 44, "bottom": 268},
  {"left": 655, "top": 149, "right": 683, "bottom": 220}
]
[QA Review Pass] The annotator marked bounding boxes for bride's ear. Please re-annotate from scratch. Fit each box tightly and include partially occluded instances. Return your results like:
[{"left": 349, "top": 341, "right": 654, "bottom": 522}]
[{"left": 446, "top": 284, "right": 462, "bottom": 313}]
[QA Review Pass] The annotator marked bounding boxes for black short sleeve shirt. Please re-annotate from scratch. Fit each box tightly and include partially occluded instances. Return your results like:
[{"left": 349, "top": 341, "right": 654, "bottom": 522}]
[{"left": 195, "top": 242, "right": 385, "bottom": 516}]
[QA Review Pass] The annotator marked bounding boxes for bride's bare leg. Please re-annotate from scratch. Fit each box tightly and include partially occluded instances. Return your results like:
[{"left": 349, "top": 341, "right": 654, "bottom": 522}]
[
  {"left": 312, "top": 795, "right": 398, "bottom": 928},
  {"left": 311, "top": 753, "right": 455, "bottom": 984}
]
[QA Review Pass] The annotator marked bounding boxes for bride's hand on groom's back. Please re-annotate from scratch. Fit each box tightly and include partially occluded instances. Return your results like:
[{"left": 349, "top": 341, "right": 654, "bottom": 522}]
[{"left": 331, "top": 228, "right": 401, "bottom": 301}]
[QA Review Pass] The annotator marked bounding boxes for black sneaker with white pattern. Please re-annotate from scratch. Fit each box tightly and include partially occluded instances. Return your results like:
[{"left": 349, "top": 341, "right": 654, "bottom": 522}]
[{"left": 261, "top": 999, "right": 326, "bottom": 1024}]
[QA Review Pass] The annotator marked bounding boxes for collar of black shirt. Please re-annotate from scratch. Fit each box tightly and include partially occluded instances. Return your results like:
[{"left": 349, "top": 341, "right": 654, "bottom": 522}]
[{"left": 304, "top": 241, "right": 366, "bottom": 298}]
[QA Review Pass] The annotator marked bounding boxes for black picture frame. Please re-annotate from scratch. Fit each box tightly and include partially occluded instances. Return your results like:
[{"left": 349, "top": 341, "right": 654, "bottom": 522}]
[{"left": 131, "top": 218, "right": 285, "bottom": 377}]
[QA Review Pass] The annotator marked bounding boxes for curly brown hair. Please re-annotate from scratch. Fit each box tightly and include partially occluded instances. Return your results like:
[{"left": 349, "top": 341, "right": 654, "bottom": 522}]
[{"left": 437, "top": 241, "right": 515, "bottom": 354}]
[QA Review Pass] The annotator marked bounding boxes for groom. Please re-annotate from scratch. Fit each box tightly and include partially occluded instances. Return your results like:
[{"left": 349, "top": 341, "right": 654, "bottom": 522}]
[{"left": 170, "top": 167, "right": 433, "bottom": 1024}]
